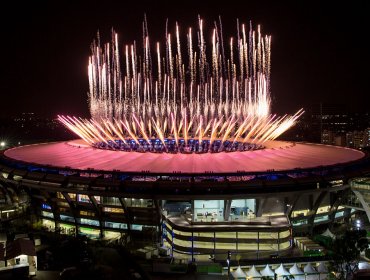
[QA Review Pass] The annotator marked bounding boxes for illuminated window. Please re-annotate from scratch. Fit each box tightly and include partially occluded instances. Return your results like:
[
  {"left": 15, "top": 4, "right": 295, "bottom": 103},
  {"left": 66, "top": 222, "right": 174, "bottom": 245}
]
[
  {"left": 77, "top": 194, "right": 90, "bottom": 203},
  {"left": 60, "top": 215, "right": 74, "bottom": 222},
  {"left": 80, "top": 218, "right": 99, "bottom": 226},
  {"left": 101, "top": 197, "right": 120, "bottom": 206},
  {"left": 41, "top": 211, "right": 53, "bottom": 218},
  {"left": 13, "top": 175, "right": 23, "bottom": 181},
  {"left": 132, "top": 224, "right": 143, "bottom": 231},
  {"left": 41, "top": 203, "right": 51, "bottom": 210},
  {"left": 79, "top": 227, "right": 100, "bottom": 237},
  {"left": 125, "top": 198, "right": 153, "bottom": 207},
  {"left": 80, "top": 211, "right": 95, "bottom": 216},
  {"left": 56, "top": 192, "right": 65, "bottom": 199},
  {"left": 103, "top": 207, "right": 124, "bottom": 213},
  {"left": 104, "top": 222, "right": 127, "bottom": 229},
  {"left": 57, "top": 202, "right": 69, "bottom": 208},
  {"left": 314, "top": 215, "right": 329, "bottom": 223}
]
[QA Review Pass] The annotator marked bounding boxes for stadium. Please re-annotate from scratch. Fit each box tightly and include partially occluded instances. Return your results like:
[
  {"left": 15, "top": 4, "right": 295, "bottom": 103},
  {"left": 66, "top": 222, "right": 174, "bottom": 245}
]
[
  {"left": 1, "top": 139, "right": 368, "bottom": 259},
  {"left": 1, "top": 18, "right": 369, "bottom": 260}
]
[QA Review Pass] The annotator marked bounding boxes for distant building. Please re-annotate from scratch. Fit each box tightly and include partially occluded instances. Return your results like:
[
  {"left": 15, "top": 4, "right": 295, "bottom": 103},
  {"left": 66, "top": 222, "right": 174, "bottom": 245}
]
[
  {"left": 364, "top": 128, "right": 370, "bottom": 148},
  {"left": 346, "top": 129, "right": 370, "bottom": 149},
  {"left": 316, "top": 103, "right": 349, "bottom": 144},
  {"left": 321, "top": 130, "right": 334, "bottom": 145},
  {"left": 334, "top": 134, "right": 346, "bottom": 146},
  {"left": 285, "top": 103, "right": 351, "bottom": 143},
  {"left": 291, "top": 103, "right": 370, "bottom": 149}
]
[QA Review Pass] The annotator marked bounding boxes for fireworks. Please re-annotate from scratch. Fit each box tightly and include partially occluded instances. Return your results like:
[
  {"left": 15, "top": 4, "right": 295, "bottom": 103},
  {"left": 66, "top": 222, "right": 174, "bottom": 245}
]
[{"left": 59, "top": 17, "right": 303, "bottom": 153}]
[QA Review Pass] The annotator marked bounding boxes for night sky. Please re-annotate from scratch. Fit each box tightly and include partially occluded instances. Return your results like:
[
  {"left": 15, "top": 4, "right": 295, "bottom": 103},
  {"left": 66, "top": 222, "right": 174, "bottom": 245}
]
[{"left": 1, "top": 1, "right": 369, "bottom": 118}]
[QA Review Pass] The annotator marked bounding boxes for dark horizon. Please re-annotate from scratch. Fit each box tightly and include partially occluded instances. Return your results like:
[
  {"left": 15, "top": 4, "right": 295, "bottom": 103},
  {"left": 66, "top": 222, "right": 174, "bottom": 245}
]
[{"left": 1, "top": 1, "right": 369, "bottom": 118}]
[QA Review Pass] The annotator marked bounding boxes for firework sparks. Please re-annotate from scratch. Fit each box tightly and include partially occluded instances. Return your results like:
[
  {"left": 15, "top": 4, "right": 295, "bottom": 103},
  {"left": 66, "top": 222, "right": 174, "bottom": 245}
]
[{"left": 59, "top": 17, "right": 303, "bottom": 153}]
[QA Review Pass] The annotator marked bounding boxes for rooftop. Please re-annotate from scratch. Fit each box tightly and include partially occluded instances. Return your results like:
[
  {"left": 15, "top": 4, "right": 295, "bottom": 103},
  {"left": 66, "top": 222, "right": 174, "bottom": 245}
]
[{"left": 4, "top": 139, "right": 364, "bottom": 174}]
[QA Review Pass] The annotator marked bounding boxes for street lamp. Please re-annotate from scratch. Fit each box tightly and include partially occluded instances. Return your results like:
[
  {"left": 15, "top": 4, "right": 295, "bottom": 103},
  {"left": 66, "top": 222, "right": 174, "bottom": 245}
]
[{"left": 356, "top": 219, "right": 361, "bottom": 229}]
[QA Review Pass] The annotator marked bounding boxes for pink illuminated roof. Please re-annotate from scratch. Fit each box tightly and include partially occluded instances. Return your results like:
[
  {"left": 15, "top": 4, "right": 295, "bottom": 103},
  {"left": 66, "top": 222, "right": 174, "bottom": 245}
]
[{"left": 4, "top": 140, "right": 364, "bottom": 174}]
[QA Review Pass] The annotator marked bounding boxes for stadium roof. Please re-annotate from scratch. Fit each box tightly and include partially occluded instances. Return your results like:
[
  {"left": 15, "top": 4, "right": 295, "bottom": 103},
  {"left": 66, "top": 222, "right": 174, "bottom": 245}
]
[{"left": 4, "top": 140, "right": 364, "bottom": 174}]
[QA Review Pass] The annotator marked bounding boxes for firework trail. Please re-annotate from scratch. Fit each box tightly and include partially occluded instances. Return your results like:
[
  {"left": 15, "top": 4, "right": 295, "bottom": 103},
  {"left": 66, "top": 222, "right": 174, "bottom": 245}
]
[{"left": 59, "top": 17, "right": 303, "bottom": 153}]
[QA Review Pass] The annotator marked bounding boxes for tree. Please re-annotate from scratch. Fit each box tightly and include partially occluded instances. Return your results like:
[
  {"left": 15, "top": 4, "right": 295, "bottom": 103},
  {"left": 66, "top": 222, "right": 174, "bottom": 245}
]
[
  {"left": 329, "top": 229, "right": 368, "bottom": 280},
  {"left": 365, "top": 248, "right": 370, "bottom": 259}
]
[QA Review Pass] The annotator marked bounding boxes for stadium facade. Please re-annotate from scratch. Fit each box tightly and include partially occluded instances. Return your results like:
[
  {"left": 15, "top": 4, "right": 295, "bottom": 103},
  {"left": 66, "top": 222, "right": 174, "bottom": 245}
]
[{"left": 1, "top": 139, "right": 369, "bottom": 259}]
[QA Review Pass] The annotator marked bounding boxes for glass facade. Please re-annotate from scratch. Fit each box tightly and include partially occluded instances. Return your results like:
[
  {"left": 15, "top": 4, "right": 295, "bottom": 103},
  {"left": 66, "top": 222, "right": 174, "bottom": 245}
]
[
  {"left": 77, "top": 194, "right": 90, "bottom": 203},
  {"left": 41, "top": 211, "right": 54, "bottom": 218},
  {"left": 194, "top": 200, "right": 224, "bottom": 222},
  {"left": 104, "top": 230, "right": 123, "bottom": 239},
  {"left": 42, "top": 219, "right": 55, "bottom": 230},
  {"left": 80, "top": 210, "right": 95, "bottom": 216},
  {"left": 56, "top": 192, "right": 64, "bottom": 199},
  {"left": 350, "top": 178, "right": 370, "bottom": 211},
  {"left": 335, "top": 211, "right": 344, "bottom": 218},
  {"left": 35, "top": 193, "right": 158, "bottom": 238},
  {"left": 230, "top": 199, "right": 256, "bottom": 221},
  {"left": 104, "top": 222, "right": 127, "bottom": 229},
  {"left": 60, "top": 214, "right": 74, "bottom": 223},
  {"left": 79, "top": 227, "right": 100, "bottom": 238},
  {"left": 132, "top": 224, "right": 143, "bottom": 231},
  {"left": 125, "top": 198, "right": 153, "bottom": 208},
  {"left": 80, "top": 218, "right": 99, "bottom": 226},
  {"left": 103, "top": 207, "right": 124, "bottom": 213},
  {"left": 99, "top": 196, "right": 121, "bottom": 206},
  {"left": 314, "top": 215, "right": 329, "bottom": 223},
  {"left": 59, "top": 223, "right": 75, "bottom": 235}
]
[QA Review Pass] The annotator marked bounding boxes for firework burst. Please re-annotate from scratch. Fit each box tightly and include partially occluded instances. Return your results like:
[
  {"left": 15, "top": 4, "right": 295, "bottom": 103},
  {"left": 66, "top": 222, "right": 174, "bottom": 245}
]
[{"left": 59, "top": 17, "right": 303, "bottom": 153}]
